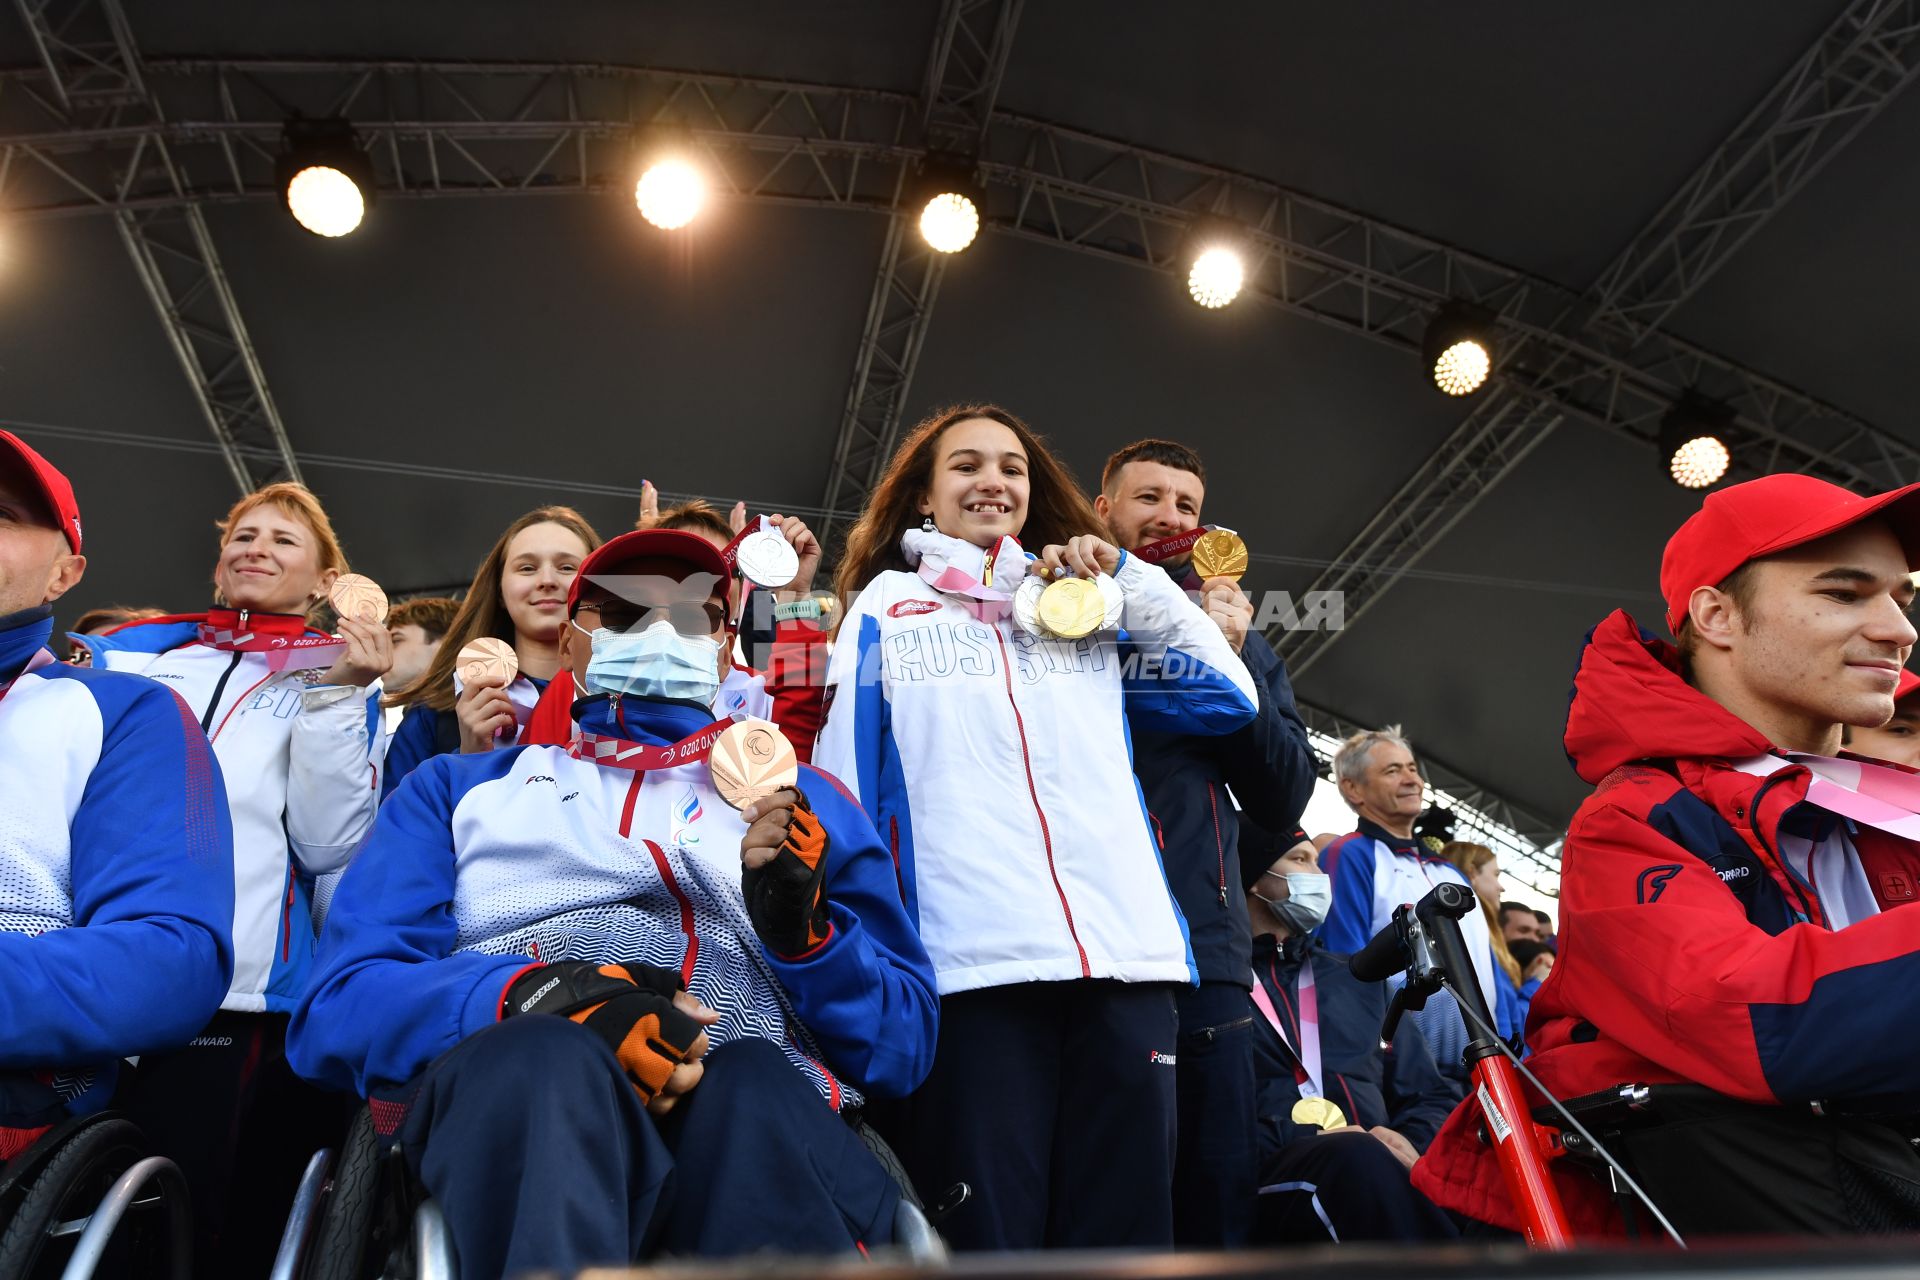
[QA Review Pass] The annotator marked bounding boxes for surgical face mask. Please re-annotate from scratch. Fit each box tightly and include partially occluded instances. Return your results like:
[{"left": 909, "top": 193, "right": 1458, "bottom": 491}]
[
  {"left": 578, "top": 619, "right": 722, "bottom": 706},
  {"left": 1256, "top": 871, "right": 1332, "bottom": 934}
]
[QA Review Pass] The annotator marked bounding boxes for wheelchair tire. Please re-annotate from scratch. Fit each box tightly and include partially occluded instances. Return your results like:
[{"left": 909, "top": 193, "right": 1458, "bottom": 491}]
[
  {"left": 849, "top": 1117, "right": 923, "bottom": 1211},
  {"left": 0, "top": 1117, "right": 145, "bottom": 1280},
  {"left": 302, "top": 1108, "right": 382, "bottom": 1280}
]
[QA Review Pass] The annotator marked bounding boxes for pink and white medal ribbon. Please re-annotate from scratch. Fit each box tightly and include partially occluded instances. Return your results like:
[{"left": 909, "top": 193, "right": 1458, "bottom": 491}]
[{"left": 899, "top": 528, "right": 1029, "bottom": 622}]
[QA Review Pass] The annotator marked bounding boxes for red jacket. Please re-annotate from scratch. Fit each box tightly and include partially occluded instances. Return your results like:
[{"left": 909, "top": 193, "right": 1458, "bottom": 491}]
[{"left": 1412, "top": 609, "right": 1920, "bottom": 1236}]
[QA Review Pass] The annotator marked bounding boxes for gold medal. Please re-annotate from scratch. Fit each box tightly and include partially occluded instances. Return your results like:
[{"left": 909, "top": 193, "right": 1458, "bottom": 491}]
[
  {"left": 1290, "top": 1096, "right": 1348, "bottom": 1130},
  {"left": 329, "top": 573, "right": 389, "bottom": 625},
  {"left": 1037, "top": 577, "right": 1108, "bottom": 639},
  {"left": 708, "top": 718, "right": 798, "bottom": 810},
  {"left": 455, "top": 637, "right": 519, "bottom": 688},
  {"left": 1190, "top": 529, "right": 1249, "bottom": 582}
]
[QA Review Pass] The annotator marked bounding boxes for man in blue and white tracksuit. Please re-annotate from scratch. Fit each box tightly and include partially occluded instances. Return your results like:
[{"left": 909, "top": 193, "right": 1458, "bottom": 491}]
[
  {"left": 0, "top": 430, "right": 233, "bottom": 1150},
  {"left": 290, "top": 530, "right": 938, "bottom": 1278}
]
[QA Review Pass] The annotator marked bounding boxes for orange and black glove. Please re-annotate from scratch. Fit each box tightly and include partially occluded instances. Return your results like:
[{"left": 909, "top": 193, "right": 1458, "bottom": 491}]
[
  {"left": 742, "top": 792, "right": 832, "bottom": 956},
  {"left": 502, "top": 961, "right": 703, "bottom": 1104}
]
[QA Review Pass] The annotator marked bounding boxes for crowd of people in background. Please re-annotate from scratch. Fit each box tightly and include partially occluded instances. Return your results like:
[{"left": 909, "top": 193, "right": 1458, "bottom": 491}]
[{"left": 6, "top": 402, "right": 1920, "bottom": 1278}]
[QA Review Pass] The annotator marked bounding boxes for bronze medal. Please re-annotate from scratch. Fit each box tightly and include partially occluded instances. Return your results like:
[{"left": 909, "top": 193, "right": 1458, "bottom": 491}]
[
  {"left": 329, "top": 573, "right": 389, "bottom": 625},
  {"left": 1290, "top": 1096, "right": 1348, "bottom": 1130},
  {"left": 708, "top": 718, "right": 798, "bottom": 810},
  {"left": 1190, "top": 529, "right": 1249, "bottom": 581},
  {"left": 455, "top": 637, "right": 519, "bottom": 688},
  {"left": 1037, "top": 577, "right": 1107, "bottom": 639}
]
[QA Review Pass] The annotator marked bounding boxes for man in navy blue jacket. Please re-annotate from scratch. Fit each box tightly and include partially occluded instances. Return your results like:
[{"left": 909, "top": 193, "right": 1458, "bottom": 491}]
[
  {"left": 0, "top": 430, "right": 234, "bottom": 1144},
  {"left": 1096, "top": 439, "right": 1316, "bottom": 1246},
  {"left": 1242, "top": 823, "right": 1458, "bottom": 1243},
  {"left": 291, "top": 529, "right": 938, "bottom": 1277}
]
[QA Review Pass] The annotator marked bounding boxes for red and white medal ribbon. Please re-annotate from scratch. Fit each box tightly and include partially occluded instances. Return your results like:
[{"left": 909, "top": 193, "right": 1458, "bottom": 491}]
[
  {"left": 1129, "top": 526, "right": 1219, "bottom": 565},
  {"left": 567, "top": 719, "right": 733, "bottom": 773},
  {"left": 195, "top": 610, "right": 344, "bottom": 674}
]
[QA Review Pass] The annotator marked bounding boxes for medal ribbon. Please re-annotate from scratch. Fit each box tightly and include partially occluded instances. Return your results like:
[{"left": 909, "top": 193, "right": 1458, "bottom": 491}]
[
  {"left": 718, "top": 516, "right": 776, "bottom": 573},
  {"left": 1732, "top": 752, "right": 1920, "bottom": 841},
  {"left": 1251, "top": 955, "right": 1324, "bottom": 1098},
  {"left": 195, "top": 608, "right": 343, "bottom": 673},
  {"left": 901, "top": 529, "right": 1027, "bottom": 622},
  {"left": 567, "top": 718, "right": 733, "bottom": 773},
  {"left": 1129, "top": 526, "right": 1220, "bottom": 565}
]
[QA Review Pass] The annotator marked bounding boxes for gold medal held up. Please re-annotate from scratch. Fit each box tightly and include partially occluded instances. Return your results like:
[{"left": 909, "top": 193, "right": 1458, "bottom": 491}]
[
  {"left": 709, "top": 718, "right": 798, "bottom": 810},
  {"left": 1290, "top": 1096, "right": 1347, "bottom": 1130},
  {"left": 1037, "top": 577, "right": 1108, "bottom": 639},
  {"left": 1190, "top": 530, "right": 1249, "bottom": 582}
]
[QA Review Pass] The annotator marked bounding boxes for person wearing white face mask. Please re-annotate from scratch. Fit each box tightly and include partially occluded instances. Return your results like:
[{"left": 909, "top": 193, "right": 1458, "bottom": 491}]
[
  {"left": 291, "top": 529, "right": 938, "bottom": 1279},
  {"left": 1242, "top": 824, "right": 1460, "bottom": 1245}
]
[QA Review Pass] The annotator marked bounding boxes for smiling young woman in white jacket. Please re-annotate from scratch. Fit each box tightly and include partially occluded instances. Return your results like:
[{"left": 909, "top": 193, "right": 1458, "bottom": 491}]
[
  {"left": 74, "top": 481, "right": 389, "bottom": 1275},
  {"left": 815, "top": 404, "right": 1258, "bottom": 1251}
]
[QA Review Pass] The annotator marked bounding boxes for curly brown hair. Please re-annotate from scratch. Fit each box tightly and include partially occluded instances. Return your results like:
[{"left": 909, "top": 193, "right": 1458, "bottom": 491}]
[{"left": 832, "top": 404, "right": 1105, "bottom": 612}]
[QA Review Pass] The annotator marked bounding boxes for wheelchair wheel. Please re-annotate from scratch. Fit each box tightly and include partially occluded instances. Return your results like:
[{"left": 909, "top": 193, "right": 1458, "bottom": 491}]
[
  {"left": 849, "top": 1115, "right": 923, "bottom": 1210},
  {"left": 302, "top": 1108, "right": 382, "bottom": 1280},
  {"left": 0, "top": 1118, "right": 148, "bottom": 1280}
]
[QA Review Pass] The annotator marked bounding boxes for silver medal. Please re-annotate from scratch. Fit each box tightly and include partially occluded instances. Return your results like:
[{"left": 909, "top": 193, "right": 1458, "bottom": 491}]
[
  {"left": 1013, "top": 575, "right": 1048, "bottom": 637},
  {"left": 735, "top": 528, "right": 800, "bottom": 589}
]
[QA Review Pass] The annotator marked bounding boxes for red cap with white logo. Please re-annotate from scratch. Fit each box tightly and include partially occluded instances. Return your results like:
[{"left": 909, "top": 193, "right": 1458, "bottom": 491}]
[{"left": 0, "top": 430, "right": 81, "bottom": 554}]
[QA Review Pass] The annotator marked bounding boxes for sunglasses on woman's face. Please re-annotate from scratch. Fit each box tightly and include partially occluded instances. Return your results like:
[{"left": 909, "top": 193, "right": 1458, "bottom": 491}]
[{"left": 574, "top": 597, "right": 725, "bottom": 638}]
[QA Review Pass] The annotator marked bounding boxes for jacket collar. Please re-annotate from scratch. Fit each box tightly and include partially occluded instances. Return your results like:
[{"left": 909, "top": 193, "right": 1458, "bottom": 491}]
[
  {"left": 0, "top": 605, "right": 53, "bottom": 682},
  {"left": 1356, "top": 816, "right": 1425, "bottom": 856},
  {"left": 575, "top": 693, "right": 715, "bottom": 748}
]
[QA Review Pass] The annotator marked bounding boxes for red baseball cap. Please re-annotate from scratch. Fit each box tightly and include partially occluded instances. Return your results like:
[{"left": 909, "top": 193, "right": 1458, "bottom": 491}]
[
  {"left": 566, "top": 528, "right": 734, "bottom": 614},
  {"left": 1897, "top": 668, "right": 1920, "bottom": 705},
  {"left": 0, "top": 430, "right": 81, "bottom": 554},
  {"left": 1660, "top": 474, "right": 1920, "bottom": 635}
]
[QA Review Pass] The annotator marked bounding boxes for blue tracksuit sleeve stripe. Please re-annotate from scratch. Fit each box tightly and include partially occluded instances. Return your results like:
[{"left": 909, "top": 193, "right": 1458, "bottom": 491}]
[
  {"left": 288, "top": 752, "right": 532, "bottom": 1096},
  {"left": 1318, "top": 834, "right": 1378, "bottom": 956},
  {"left": 763, "top": 767, "right": 939, "bottom": 1099},
  {"left": 0, "top": 673, "right": 233, "bottom": 1067},
  {"left": 1112, "top": 556, "right": 1256, "bottom": 734}
]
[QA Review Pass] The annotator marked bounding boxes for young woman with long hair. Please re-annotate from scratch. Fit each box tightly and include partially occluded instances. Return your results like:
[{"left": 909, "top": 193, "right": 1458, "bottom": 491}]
[
  {"left": 815, "top": 404, "right": 1259, "bottom": 1250},
  {"left": 382, "top": 505, "right": 600, "bottom": 796},
  {"left": 74, "top": 481, "right": 391, "bottom": 1275}
]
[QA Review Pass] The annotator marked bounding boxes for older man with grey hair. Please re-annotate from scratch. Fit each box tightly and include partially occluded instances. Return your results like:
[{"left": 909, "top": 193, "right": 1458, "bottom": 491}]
[{"left": 1317, "top": 727, "right": 1496, "bottom": 1022}]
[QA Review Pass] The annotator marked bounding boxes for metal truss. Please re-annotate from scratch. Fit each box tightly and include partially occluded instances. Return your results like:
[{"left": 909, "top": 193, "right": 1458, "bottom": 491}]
[
  {"left": 819, "top": 0, "right": 1023, "bottom": 549},
  {"left": 1270, "top": 0, "right": 1920, "bottom": 672},
  {"left": 11, "top": 0, "right": 301, "bottom": 490},
  {"left": 1590, "top": 0, "right": 1920, "bottom": 345},
  {"left": 0, "top": 57, "right": 1910, "bottom": 497}
]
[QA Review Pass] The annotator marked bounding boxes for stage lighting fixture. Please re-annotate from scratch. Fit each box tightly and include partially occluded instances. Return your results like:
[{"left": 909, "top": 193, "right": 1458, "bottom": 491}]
[
  {"left": 1187, "top": 245, "right": 1246, "bottom": 308},
  {"left": 635, "top": 157, "right": 706, "bottom": 230},
  {"left": 277, "top": 118, "right": 374, "bottom": 238},
  {"left": 1422, "top": 303, "right": 1496, "bottom": 396},
  {"left": 1659, "top": 397, "right": 1734, "bottom": 489},
  {"left": 915, "top": 157, "right": 983, "bottom": 253}
]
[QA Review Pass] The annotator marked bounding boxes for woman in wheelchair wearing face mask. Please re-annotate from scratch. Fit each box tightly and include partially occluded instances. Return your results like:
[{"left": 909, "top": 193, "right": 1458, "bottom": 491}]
[
  {"left": 290, "top": 530, "right": 938, "bottom": 1280},
  {"left": 1241, "top": 823, "right": 1461, "bottom": 1244}
]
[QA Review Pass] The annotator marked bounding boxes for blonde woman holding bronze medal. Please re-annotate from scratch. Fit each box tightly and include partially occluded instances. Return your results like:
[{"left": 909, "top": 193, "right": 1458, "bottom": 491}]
[
  {"left": 382, "top": 505, "right": 600, "bottom": 798},
  {"left": 75, "top": 481, "right": 390, "bottom": 1275},
  {"left": 817, "top": 404, "right": 1261, "bottom": 1251}
]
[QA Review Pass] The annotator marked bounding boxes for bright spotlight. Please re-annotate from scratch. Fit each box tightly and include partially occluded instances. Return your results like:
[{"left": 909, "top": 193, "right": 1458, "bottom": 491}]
[
  {"left": 919, "top": 191, "right": 980, "bottom": 253},
  {"left": 635, "top": 159, "right": 706, "bottom": 230},
  {"left": 1187, "top": 245, "right": 1246, "bottom": 309},
  {"left": 276, "top": 118, "right": 374, "bottom": 238},
  {"left": 1660, "top": 398, "right": 1734, "bottom": 489},
  {"left": 285, "top": 166, "right": 365, "bottom": 238},
  {"left": 1422, "top": 303, "right": 1496, "bottom": 396}
]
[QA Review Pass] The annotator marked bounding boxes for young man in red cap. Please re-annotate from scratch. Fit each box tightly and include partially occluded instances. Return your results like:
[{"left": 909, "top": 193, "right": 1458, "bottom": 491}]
[
  {"left": 289, "top": 528, "right": 937, "bottom": 1278},
  {"left": 1847, "top": 667, "right": 1920, "bottom": 769},
  {"left": 0, "top": 430, "right": 234, "bottom": 1144},
  {"left": 1414, "top": 473, "right": 1920, "bottom": 1238}
]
